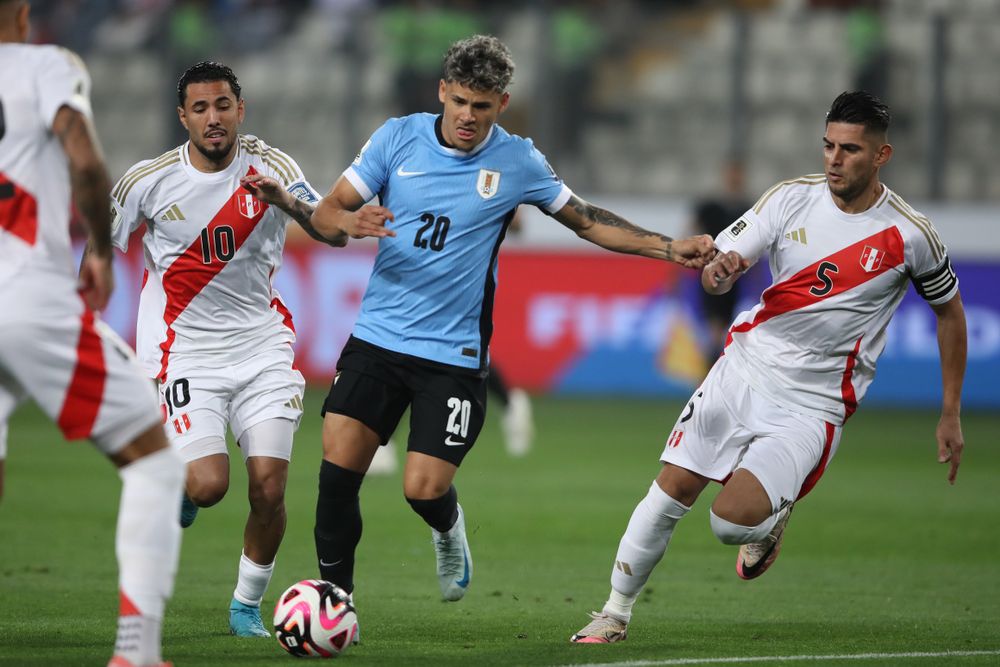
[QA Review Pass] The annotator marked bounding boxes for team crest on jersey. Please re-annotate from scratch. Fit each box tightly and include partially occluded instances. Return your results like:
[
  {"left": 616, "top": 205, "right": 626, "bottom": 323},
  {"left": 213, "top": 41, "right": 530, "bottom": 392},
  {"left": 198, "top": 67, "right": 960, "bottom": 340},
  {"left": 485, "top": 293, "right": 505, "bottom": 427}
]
[
  {"left": 666, "top": 429, "right": 684, "bottom": 449},
  {"left": 237, "top": 193, "right": 262, "bottom": 219},
  {"left": 859, "top": 245, "right": 885, "bottom": 272},
  {"left": 476, "top": 169, "right": 501, "bottom": 199}
]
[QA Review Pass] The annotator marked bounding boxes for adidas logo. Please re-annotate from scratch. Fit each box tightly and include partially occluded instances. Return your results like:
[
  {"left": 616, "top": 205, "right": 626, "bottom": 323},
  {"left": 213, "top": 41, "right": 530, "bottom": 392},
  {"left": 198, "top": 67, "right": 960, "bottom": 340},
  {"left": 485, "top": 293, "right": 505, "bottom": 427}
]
[
  {"left": 284, "top": 394, "right": 303, "bottom": 411},
  {"left": 785, "top": 227, "right": 807, "bottom": 244},
  {"left": 160, "top": 203, "right": 185, "bottom": 221}
]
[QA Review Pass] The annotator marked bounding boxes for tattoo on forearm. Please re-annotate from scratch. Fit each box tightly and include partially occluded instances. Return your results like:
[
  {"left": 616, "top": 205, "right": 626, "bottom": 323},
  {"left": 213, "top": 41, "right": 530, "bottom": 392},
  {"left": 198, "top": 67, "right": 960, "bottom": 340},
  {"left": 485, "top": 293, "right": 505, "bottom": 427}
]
[
  {"left": 571, "top": 199, "right": 674, "bottom": 259},
  {"left": 286, "top": 199, "right": 315, "bottom": 227}
]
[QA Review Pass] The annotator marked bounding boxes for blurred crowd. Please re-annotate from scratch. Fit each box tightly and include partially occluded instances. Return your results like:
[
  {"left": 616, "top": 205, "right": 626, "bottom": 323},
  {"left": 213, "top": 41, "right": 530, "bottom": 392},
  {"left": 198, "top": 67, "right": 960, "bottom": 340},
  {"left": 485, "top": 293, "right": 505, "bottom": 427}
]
[{"left": 27, "top": 0, "right": 711, "bottom": 56}]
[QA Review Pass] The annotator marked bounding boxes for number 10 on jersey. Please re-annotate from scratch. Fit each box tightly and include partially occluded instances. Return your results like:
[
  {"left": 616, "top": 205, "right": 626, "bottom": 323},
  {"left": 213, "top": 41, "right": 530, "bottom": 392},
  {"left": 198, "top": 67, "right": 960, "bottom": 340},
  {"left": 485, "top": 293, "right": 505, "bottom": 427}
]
[{"left": 200, "top": 225, "right": 236, "bottom": 264}]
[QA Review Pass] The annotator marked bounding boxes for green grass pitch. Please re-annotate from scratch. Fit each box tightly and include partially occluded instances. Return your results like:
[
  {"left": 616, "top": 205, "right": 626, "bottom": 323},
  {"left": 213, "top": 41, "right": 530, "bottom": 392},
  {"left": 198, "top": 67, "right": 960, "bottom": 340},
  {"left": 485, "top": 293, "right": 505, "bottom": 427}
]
[{"left": 1, "top": 391, "right": 998, "bottom": 666}]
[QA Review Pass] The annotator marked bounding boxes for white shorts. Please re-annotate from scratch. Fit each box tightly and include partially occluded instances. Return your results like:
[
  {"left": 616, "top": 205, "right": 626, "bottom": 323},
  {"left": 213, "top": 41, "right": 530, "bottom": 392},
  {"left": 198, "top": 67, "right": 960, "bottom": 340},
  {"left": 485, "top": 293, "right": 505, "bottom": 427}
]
[
  {"left": 159, "top": 344, "right": 304, "bottom": 462},
  {"left": 661, "top": 354, "right": 842, "bottom": 513},
  {"left": 0, "top": 270, "right": 161, "bottom": 456}
]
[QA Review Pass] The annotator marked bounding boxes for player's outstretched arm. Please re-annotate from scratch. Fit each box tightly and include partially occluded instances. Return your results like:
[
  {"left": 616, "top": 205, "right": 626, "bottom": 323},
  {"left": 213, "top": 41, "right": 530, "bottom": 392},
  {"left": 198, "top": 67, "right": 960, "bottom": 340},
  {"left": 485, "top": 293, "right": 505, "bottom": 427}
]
[
  {"left": 241, "top": 174, "right": 346, "bottom": 248},
  {"left": 55, "top": 105, "right": 114, "bottom": 311},
  {"left": 311, "top": 176, "right": 396, "bottom": 243},
  {"left": 702, "top": 249, "right": 752, "bottom": 295},
  {"left": 931, "top": 292, "right": 967, "bottom": 484},
  {"left": 552, "top": 195, "right": 714, "bottom": 268}
]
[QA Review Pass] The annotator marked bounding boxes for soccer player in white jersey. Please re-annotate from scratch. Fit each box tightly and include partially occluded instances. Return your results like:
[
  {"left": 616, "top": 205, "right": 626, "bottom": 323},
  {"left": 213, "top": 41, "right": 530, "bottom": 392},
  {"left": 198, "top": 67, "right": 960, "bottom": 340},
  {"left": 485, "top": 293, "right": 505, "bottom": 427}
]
[
  {"left": 109, "top": 61, "right": 332, "bottom": 638},
  {"left": 0, "top": 2, "right": 185, "bottom": 666},
  {"left": 300, "top": 34, "right": 714, "bottom": 612},
  {"left": 571, "top": 91, "right": 967, "bottom": 644}
]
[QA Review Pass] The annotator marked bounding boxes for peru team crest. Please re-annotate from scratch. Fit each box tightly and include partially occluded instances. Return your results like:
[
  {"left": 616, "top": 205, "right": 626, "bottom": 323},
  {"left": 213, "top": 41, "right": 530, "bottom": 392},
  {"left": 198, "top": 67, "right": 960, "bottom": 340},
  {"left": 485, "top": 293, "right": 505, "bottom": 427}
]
[
  {"left": 476, "top": 169, "right": 501, "bottom": 199},
  {"left": 237, "top": 193, "right": 262, "bottom": 218},
  {"left": 859, "top": 245, "right": 885, "bottom": 272}
]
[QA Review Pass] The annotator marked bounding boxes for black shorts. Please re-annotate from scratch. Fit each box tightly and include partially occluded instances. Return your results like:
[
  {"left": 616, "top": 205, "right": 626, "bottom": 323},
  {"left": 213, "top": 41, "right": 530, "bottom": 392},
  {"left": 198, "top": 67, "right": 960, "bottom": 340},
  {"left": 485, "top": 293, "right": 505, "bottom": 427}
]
[{"left": 322, "top": 336, "right": 487, "bottom": 467}]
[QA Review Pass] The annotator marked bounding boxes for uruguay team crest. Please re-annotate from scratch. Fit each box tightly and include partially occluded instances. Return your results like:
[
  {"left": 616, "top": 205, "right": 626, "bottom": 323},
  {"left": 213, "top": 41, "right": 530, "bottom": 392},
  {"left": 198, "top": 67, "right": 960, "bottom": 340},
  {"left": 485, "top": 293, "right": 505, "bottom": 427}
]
[
  {"left": 476, "top": 169, "right": 501, "bottom": 199},
  {"left": 237, "top": 193, "right": 262, "bottom": 218},
  {"left": 859, "top": 245, "right": 885, "bottom": 272}
]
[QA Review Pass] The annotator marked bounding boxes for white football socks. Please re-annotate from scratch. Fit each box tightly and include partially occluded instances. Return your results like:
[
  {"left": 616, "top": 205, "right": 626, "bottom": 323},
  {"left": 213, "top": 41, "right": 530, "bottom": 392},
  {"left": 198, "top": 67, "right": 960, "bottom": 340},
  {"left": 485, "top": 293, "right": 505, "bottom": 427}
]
[
  {"left": 233, "top": 552, "right": 275, "bottom": 607},
  {"left": 114, "top": 447, "right": 184, "bottom": 666},
  {"left": 604, "top": 481, "right": 690, "bottom": 621}
]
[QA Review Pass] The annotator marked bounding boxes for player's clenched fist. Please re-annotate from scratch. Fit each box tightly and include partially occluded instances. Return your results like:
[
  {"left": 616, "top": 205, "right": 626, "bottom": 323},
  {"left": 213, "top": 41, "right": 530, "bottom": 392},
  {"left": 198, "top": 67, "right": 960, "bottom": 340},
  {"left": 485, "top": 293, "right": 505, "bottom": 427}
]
[{"left": 669, "top": 234, "right": 716, "bottom": 269}]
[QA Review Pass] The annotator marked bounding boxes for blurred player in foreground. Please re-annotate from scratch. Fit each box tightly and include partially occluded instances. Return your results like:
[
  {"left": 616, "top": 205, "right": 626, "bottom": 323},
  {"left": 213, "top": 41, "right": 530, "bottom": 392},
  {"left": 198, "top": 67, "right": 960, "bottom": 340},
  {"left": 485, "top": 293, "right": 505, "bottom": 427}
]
[
  {"left": 110, "top": 61, "right": 331, "bottom": 638},
  {"left": 571, "top": 91, "right": 966, "bottom": 643},
  {"left": 0, "top": 2, "right": 184, "bottom": 665},
  {"left": 304, "top": 34, "right": 714, "bottom": 607}
]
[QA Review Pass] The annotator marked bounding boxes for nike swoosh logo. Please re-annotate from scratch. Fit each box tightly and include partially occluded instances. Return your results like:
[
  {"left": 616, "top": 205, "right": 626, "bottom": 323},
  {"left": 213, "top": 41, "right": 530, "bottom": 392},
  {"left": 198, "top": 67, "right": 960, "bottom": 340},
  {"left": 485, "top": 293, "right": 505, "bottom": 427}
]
[
  {"left": 319, "top": 558, "right": 343, "bottom": 567},
  {"left": 396, "top": 167, "right": 426, "bottom": 177},
  {"left": 456, "top": 551, "right": 470, "bottom": 588},
  {"left": 444, "top": 435, "right": 465, "bottom": 446}
]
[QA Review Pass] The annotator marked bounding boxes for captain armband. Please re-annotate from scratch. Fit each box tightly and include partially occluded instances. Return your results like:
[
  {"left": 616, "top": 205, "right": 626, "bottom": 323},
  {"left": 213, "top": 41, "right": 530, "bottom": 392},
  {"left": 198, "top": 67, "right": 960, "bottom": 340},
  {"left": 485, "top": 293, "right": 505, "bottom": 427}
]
[{"left": 913, "top": 256, "right": 958, "bottom": 303}]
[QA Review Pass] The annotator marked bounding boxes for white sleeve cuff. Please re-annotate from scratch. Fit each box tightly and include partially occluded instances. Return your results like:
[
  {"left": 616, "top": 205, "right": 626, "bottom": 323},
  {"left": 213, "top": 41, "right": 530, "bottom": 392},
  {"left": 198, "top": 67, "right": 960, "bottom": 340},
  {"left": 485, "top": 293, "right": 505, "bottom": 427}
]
[
  {"left": 543, "top": 185, "right": 573, "bottom": 214},
  {"left": 343, "top": 167, "right": 375, "bottom": 203}
]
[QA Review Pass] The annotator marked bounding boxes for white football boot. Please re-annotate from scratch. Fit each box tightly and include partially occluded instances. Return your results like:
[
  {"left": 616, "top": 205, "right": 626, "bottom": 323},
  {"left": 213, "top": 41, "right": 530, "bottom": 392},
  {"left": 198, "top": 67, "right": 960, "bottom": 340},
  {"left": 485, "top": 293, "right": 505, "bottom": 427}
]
[{"left": 432, "top": 504, "right": 472, "bottom": 601}]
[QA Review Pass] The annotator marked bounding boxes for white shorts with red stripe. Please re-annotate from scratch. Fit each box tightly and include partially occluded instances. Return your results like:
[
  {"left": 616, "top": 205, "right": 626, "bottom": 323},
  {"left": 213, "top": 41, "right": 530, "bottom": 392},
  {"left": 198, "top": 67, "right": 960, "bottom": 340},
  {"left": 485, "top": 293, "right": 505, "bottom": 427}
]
[
  {"left": 661, "top": 353, "right": 842, "bottom": 512},
  {"left": 0, "top": 270, "right": 161, "bottom": 455},
  {"left": 158, "top": 344, "right": 304, "bottom": 462}
]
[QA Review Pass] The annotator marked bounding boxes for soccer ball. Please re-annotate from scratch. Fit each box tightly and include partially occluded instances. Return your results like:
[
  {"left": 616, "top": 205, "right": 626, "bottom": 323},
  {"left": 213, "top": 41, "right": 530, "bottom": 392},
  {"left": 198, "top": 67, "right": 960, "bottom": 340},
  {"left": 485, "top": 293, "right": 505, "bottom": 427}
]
[{"left": 273, "top": 579, "right": 358, "bottom": 658}]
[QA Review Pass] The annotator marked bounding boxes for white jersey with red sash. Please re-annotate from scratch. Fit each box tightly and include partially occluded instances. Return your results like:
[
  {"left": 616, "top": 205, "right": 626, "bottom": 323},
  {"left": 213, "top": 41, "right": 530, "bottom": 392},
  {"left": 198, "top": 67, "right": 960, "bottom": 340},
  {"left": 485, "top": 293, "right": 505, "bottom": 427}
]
[
  {"left": 1, "top": 44, "right": 160, "bottom": 450},
  {"left": 716, "top": 174, "right": 958, "bottom": 426},
  {"left": 110, "top": 135, "right": 320, "bottom": 379},
  {"left": 0, "top": 44, "right": 91, "bottom": 282}
]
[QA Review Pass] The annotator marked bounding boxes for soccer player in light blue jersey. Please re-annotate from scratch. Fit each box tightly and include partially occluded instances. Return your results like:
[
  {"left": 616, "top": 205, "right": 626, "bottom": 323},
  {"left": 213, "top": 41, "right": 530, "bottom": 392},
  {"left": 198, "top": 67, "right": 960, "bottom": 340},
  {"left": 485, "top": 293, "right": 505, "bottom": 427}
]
[{"left": 303, "top": 34, "right": 715, "bottom": 606}]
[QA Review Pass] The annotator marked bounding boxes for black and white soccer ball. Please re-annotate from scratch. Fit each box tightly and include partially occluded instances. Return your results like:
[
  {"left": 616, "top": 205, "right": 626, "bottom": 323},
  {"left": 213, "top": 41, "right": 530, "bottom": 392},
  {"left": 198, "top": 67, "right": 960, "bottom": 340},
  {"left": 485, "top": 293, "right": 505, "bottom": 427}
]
[{"left": 273, "top": 579, "right": 358, "bottom": 658}]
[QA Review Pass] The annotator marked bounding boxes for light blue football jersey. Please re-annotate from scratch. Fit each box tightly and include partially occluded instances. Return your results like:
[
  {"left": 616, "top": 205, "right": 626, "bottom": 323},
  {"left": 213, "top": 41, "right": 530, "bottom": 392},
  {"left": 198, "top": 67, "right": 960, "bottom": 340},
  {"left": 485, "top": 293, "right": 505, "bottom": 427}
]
[{"left": 344, "top": 113, "right": 571, "bottom": 370}]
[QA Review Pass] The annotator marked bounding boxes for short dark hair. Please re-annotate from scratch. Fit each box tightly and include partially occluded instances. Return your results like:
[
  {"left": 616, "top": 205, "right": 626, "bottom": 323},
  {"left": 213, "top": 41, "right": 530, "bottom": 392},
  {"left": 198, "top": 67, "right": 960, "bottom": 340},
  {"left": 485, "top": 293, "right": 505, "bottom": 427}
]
[
  {"left": 826, "top": 91, "right": 890, "bottom": 137},
  {"left": 177, "top": 61, "right": 241, "bottom": 107},
  {"left": 442, "top": 35, "right": 514, "bottom": 93}
]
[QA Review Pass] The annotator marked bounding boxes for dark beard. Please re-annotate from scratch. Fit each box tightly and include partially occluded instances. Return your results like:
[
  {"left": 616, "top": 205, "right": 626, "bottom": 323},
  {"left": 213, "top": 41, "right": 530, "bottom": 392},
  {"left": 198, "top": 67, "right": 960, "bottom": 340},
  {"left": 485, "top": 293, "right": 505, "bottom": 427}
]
[
  {"left": 830, "top": 177, "right": 869, "bottom": 204},
  {"left": 193, "top": 138, "right": 232, "bottom": 163}
]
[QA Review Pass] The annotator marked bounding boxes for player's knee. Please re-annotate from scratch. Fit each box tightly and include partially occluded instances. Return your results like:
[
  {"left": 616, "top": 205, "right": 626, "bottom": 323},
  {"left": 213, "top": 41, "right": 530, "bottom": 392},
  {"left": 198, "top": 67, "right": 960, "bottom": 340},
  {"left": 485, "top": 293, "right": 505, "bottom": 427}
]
[
  {"left": 402, "top": 474, "right": 451, "bottom": 500},
  {"left": 709, "top": 509, "right": 775, "bottom": 545},
  {"left": 186, "top": 468, "right": 229, "bottom": 506},
  {"left": 248, "top": 476, "right": 285, "bottom": 514}
]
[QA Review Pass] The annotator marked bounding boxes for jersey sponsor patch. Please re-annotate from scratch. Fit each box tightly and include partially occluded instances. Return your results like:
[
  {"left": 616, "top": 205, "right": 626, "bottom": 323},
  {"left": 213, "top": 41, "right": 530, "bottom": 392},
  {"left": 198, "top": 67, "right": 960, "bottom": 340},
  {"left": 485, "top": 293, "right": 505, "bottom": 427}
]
[
  {"left": 476, "top": 169, "right": 501, "bottom": 199},
  {"left": 288, "top": 181, "right": 317, "bottom": 203},
  {"left": 725, "top": 217, "right": 753, "bottom": 242}
]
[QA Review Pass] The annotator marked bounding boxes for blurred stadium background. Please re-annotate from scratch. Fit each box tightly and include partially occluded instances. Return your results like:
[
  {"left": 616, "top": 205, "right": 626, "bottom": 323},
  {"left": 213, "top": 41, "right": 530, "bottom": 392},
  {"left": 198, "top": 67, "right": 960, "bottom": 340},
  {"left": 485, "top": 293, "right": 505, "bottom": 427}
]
[
  {"left": 30, "top": 0, "right": 1000, "bottom": 409},
  {"left": 5, "top": 3, "right": 1000, "bottom": 664}
]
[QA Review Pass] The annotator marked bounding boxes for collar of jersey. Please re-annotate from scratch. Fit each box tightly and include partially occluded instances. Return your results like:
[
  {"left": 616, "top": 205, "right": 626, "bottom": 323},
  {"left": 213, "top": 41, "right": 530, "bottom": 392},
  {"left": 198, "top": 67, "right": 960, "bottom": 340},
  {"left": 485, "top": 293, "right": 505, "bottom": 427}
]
[
  {"left": 823, "top": 182, "right": 892, "bottom": 223},
  {"left": 433, "top": 115, "right": 495, "bottom": 158},
  {"left": 179, "top": 139, "right": 245, "bottom": 182}
]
